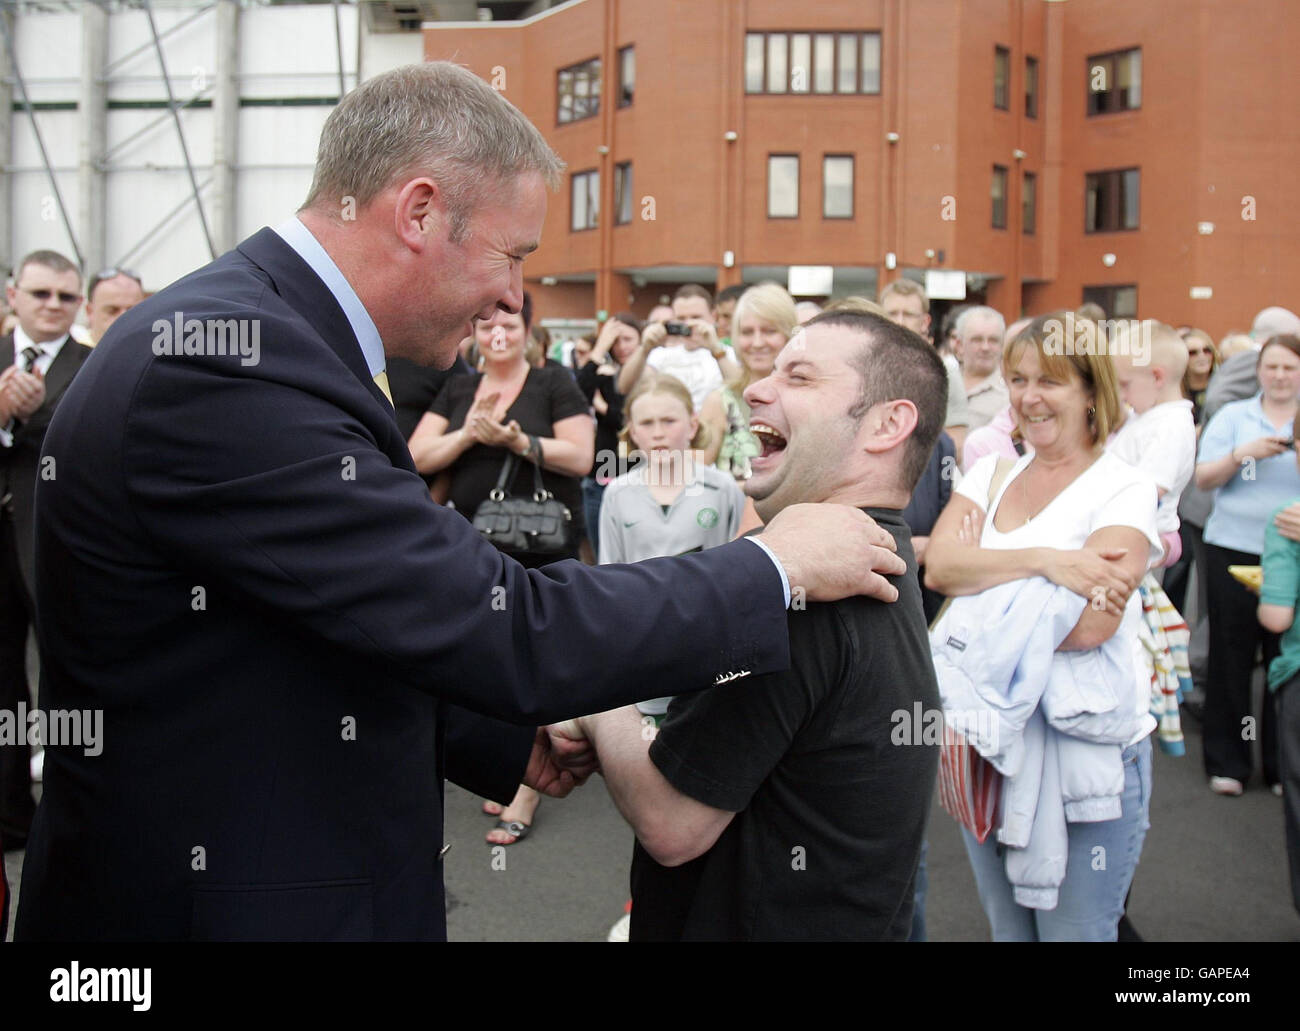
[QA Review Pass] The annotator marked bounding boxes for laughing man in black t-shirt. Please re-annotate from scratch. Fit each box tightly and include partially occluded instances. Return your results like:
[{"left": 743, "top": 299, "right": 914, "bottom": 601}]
[{"left": 565, "top": 311, "right": 948, "bottom": 940}]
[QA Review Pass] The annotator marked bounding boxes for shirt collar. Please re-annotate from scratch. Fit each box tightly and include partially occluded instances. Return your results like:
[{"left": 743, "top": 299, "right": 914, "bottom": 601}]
[
  {"left": 13, "top": 324, "right": 67, "bottom": 359},
  {"left": 273, "top": 216, "right": 386, "bottom": 378},
  {"left": 967, "top": 370, "right": 1005, "bottom": 395}
]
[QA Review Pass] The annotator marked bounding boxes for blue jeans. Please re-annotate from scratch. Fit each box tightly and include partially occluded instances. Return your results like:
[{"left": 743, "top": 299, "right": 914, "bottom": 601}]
[{"left": 961, "top": 735, "right": 1152, "bottom": 941}]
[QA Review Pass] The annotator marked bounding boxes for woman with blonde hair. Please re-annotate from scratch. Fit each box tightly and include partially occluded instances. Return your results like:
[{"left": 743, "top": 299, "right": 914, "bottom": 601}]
[
  {"left": 1181, "top": 328, "right": 1220, "bottom": 425},
  {"left": 926, "top": 312, "right": 1161, "bottom": 940},
  {"left": 698, "top": 283, "right": 798, "bottom": 480}
]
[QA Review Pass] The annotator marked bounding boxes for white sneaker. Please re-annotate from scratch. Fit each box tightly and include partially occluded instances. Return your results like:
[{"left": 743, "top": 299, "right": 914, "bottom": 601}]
[
  {"left": 30, "top": 748, "right": 43, "bottom": 784},
  {"left": 606, "top": 912, "right": 630, "bottom": 942},
  {"left": 1209, "top": 776, "right": 1244, "bottom": 796}
]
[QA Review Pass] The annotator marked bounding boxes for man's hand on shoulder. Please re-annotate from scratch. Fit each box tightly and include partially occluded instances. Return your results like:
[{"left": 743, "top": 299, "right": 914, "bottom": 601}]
[{"left": 759, "top": 503, "right": 905, "bottom": 605}]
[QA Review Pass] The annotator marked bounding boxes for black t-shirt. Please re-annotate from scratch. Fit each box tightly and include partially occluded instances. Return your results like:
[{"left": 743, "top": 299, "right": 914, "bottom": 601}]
[
  {"left": 429, "top": 363, "right": 591, "bottom": 526},
  {"left": 575, "top": 360, "right": 625, "bottom": 475},
  {"left": 387, "top": 354, "right": 472, "bottom": 443},
  {"left": 631, "top": 508, "right": 940, "bottom": 941}
]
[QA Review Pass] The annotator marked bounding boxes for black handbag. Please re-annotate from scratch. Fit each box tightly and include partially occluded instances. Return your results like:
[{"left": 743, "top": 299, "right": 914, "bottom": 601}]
[{"left": 471, "top": 438, "right": 572, "bottom": 556}]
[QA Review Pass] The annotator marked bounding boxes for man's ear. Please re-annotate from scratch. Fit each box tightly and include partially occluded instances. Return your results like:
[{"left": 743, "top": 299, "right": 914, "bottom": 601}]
[
  {"left": 393, "top": 177, "right": 444, "bottom": 253},
  {"left": 1151, "top": 365, "right": 1166, "bottom": 389},
  {"left": 862, "top": 399, "right": 920, "bottom": 454}
]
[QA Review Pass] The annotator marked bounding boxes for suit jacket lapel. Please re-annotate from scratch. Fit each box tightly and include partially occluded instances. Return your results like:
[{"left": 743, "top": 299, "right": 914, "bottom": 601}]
[
  {"left": 0, "top": 334, "right": 13, "bottom": 371},
  {"left": 41, "top": 338, "right": 88, "bottom": 407},
  {"left": 236, "top": 228, "right": 391, "bottom": 412}
]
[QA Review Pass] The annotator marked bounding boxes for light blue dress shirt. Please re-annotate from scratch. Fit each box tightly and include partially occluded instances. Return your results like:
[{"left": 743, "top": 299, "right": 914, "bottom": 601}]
[{"left": 273, "top": 216, "right": 386, "bottom": 380}]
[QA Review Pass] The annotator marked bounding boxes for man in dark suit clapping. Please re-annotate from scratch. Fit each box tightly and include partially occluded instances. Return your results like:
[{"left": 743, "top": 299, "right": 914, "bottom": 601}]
[
  {"left": 16, "top": 63, "right": 906, "bottom": 941},
  {"left": 0, "top": 250, "right": 92, "bottom": 851}
]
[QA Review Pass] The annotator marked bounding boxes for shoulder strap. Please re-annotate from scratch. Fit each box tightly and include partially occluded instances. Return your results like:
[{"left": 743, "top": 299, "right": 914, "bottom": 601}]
[
  {"left": 986, "top": 456, "right": 1017, "bottom": 508},
  {"left": 490, "top": 451, "right": 520, "bottom": 498}
]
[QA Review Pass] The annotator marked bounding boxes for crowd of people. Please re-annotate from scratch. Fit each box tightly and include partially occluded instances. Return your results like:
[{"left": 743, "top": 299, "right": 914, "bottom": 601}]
[
  {"left": 1, "top": 61, "right": 1296, "bottom": 943},
  {"left": 393, "top": 275, "right": 1297, "bottom": 942}
]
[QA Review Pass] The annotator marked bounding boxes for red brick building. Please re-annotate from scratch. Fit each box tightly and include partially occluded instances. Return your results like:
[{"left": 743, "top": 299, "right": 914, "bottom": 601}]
[{"left": 427, "top": 0, "right": 1300, "bottom": 337}]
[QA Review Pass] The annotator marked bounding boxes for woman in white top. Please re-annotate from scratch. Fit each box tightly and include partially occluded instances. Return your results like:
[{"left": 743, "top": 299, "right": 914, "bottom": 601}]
[{"left": 926, "top": 312, "right": 1161, "bottom": 941}]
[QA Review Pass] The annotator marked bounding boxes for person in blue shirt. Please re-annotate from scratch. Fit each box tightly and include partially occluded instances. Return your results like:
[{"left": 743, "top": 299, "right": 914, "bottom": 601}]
[{"left": 1194, "top": 334, "right": 1300, "bottom": 796}]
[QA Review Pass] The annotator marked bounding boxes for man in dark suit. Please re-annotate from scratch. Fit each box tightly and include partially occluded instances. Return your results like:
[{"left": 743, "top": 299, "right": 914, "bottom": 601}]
[
  {"left": 16, "top": 63, "right": 905, "bottom": 941},
  {"left": 0, "top": 250, "right": 92, "bottom": 851}
]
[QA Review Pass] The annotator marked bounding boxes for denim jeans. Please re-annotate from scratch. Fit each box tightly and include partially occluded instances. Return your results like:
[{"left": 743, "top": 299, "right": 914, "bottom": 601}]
[{"left": 961, "top": 735, "right": 1152, "bottom": 941}]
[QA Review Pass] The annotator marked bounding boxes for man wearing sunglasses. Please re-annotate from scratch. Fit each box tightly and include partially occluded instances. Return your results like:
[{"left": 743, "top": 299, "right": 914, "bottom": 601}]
[
  {"left": 0, "top": 249, "right": 91, "bottom": 852},
  {"left": 84, "top": 267, "right": 145, "bottom": 345}
]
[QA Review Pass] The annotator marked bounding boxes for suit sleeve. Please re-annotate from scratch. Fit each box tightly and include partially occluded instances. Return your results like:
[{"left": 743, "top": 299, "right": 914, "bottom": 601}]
[
  {"left": 121, "top": 344, "right": 790, "bottom": 727},
  {"left": 442, "top": 704, "right": 534, "bottom": 802}
]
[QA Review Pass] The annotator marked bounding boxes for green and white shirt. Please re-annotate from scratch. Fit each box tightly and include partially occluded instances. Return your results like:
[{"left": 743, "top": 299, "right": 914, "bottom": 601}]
[{"left": 599, "top": 464, "right": 746, "bottom": 715}]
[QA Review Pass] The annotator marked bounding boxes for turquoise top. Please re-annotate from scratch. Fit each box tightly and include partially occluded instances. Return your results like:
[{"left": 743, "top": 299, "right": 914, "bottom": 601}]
[{"left": 1261, "top": 506, "right": 1300, "bottom": 691}]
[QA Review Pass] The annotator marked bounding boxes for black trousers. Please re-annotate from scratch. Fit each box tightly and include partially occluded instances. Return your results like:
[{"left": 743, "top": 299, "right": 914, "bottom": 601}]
[
  {"left": 1278, "top": 673, "right": 1300, "bottom": 915},
  {"left": 1162, "top": 520, "right": 1204, "bottom": 619},
  {"left": 0, "top": 511, "right": 35, "bottom": 838},
  {"left": 1202, "top": 542, "right": 1280, "bottom": 785}
]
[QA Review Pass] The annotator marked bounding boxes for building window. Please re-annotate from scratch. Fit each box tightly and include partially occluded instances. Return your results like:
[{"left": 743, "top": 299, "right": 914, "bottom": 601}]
[
  {"left": 814, "top": 33, "right": 834, "bottom": 92},
  {"left": 1087, "top": 47, "right": 1141, "bottom": 115},
  {"left": 994, "top": 46, "right": 1010, "bottom": 110},
  {"left": 837, "top": 33, "right": 857, "bottom": 93},
  {"left": 823, "top": 155, "right": 853, "bottom": 218},
  {"left": 745, "top": 33, "right": 765, "bottom": 92},
  {"left": 767, "top": 33, "right": 788, "bottom": 93},
  {"left": 1085, "top": 168, "right": 1140, "bottom": 232},
  {"left": 571, "top": 169, "right": 598, "bottom": 231},
  {"left": 1082, "top": 284, "right": 1138, "bottom": 319},
  {"left": 618, "top": 46, "right": 634, "bottom": 107},
  {"left": 614, "top": 162, "right": 633, "bottom": 225},
  {"left": 1022, "top": 171, "right": 1037, "bottom": 235},
  {"left": 790, "top": 34, "right": 811, "bottom": 93},
  {"left": 861, "top": 33, "right": 881, "bottom": 93},
  {"left": 744, "top": 31, "right": 881, "bottom": 95},
  {"left": 1025, "top": 56, "right": 1039, "bottom": 118},
  {"left": 558, "top": 57, "right": 601, "bottom": 125},
  {"left": 991, "top": 165, "right": 1008, "bottom": 229},
  {"left": 768, "top": 154, "right": 799, "bottom": 218}
]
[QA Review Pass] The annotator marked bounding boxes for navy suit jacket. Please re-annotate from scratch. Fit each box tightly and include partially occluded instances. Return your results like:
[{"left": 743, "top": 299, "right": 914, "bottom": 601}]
[
  {"left": 15, "top": 229, "right": 789, "bottom": 941},
  {"left": 0, "top": 332, "right": 93, "bottom": 595}
]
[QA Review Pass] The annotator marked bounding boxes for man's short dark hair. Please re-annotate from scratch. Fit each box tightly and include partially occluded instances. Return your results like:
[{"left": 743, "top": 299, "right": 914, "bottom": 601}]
[
  {"left": 673, "top": 283, "right": 714, "bottom": 309},
  {"left": 15, "top": 249, "right": 80, "bottom": 289},
  {"left": 87, "top": 266, "right": 143, "bottom": 302},
  {"left": 716, "top": 284, "right": 747, "bottom": 307},
  {"left": 803, "top": 310, "right": 948, "bottom": 493}
]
